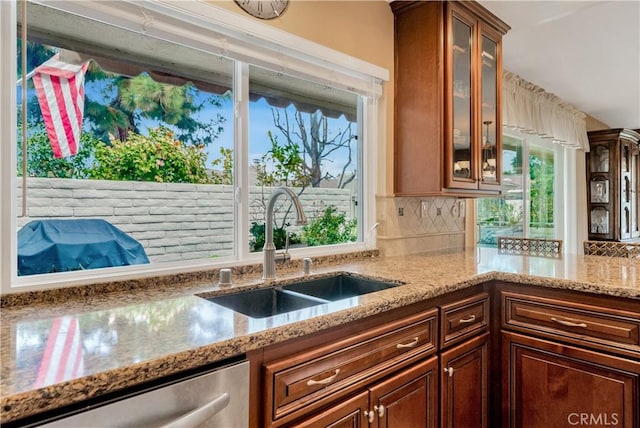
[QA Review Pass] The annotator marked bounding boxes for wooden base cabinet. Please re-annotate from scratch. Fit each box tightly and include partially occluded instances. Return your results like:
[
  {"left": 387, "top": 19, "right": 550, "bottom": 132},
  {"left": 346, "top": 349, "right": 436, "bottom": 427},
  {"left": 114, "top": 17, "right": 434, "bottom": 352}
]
[
  {"left": 371, "top": 357, "right": 438, "bottom": 428},
  {"left": 292, "top": 356, "right": 438, "bottom": 428},
  {"left": 502, "top": 331, "right": 640, "bottom": 428},
  {"left": 440, "top": 332, "right": 489, "bottom": 428}
]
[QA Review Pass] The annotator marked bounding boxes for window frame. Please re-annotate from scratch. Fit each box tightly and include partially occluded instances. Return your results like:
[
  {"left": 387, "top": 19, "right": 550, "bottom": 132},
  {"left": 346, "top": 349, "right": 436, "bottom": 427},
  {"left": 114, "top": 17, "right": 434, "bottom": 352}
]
[
  {"left": 1, "top": 0, "right": 388, "bottom": 293},
  {"left": 475, "top": 129, "right": 567, "bottom": 250}
]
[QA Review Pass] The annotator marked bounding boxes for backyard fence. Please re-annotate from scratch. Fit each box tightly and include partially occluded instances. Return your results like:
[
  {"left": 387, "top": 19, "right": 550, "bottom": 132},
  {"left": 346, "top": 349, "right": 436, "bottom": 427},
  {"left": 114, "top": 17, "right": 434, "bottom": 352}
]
[{"left": 17, "top": 178, "right": 354, "bottom": 263}]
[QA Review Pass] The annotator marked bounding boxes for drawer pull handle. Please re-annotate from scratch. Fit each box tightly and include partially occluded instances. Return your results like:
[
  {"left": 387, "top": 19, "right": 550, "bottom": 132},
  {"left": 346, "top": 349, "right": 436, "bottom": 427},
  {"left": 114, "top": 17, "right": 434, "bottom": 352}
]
[
  {"left": 444, "top": 367, "right": 454, "bottom": 377},
  {"left": 551, "top": 317, "right": 588, "bottom": 328},
  {"left": 396, "top": 337, "right": 419, "bottom": 349},
  {"left": 307, "top": 369, "right": 340, "bottom": 386},
  {"left": 375, "top": 404, "right": 385, "bottom": 417},
  {"left": 458, "top": 315, "right": 476, "bottom": 324}
]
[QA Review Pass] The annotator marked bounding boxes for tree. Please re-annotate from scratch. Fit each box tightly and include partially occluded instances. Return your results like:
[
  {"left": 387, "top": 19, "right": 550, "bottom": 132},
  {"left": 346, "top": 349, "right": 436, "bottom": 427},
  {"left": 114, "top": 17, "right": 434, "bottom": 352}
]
[
  {"left": 271, "top": 109, "right": 357, "bottom": 188},
  {"left": 84, "top": 72, "right": 229, "bottom": 147},
  {"left": 248, "top": 109, "right": 359, "bottom": 251}
]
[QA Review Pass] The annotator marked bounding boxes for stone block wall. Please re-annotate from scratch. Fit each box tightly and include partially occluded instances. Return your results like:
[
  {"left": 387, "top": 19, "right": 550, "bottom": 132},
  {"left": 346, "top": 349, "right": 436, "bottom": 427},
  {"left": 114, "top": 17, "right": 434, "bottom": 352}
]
[{"left": 17, "top": 178, "right": 353, "bottom": 263}]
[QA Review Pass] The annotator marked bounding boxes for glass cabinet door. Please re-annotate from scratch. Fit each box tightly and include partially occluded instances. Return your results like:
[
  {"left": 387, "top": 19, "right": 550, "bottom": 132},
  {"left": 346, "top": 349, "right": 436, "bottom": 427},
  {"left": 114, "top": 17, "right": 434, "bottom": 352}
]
[
  {"left": 450, "top": 13, "right": 474, "bottom": 185},
  {"left": 480, "top": 33, "right": 499, "bottom": 186}
]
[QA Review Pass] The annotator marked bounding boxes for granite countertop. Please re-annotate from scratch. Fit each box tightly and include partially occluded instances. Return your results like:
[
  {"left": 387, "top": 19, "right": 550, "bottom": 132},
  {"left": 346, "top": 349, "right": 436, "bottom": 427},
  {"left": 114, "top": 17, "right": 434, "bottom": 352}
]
[{"left": 1, "top": 248, "right": 639, "bottom": 424}]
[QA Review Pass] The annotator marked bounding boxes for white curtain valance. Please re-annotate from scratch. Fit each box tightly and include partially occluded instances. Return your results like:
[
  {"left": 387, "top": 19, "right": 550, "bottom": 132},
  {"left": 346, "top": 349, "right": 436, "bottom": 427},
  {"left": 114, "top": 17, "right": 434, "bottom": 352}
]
[{"left": 503, "top": 71, "right": 589, "bottom": 151}]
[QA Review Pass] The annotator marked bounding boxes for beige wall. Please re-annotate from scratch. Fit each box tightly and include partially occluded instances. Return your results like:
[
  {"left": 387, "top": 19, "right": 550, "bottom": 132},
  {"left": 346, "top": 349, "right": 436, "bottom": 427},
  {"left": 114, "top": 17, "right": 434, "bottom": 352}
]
[
  {"left": 585, "top": 114, "right": 610, "bottom": 132},
  {"left": 212, "top": 0, "right": 396, "bottom": 195},
  {"left": 211, "top": 1, "right": 468, "bottom": 256}
]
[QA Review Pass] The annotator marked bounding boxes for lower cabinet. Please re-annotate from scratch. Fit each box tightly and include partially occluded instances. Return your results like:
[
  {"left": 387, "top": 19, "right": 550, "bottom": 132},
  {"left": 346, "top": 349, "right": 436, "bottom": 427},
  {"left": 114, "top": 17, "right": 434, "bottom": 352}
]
[
  {"left": 440, "top": 332, "right": 489, "bottom": 428},
  {"left": 502, "top": 331, "right": 640, "bottom": 428},
  {"left": 253, "top": 284, "right": 638, "bottom": 428},
  {"left": 292, "top": 356, "right": 438, "bottom": 428}
]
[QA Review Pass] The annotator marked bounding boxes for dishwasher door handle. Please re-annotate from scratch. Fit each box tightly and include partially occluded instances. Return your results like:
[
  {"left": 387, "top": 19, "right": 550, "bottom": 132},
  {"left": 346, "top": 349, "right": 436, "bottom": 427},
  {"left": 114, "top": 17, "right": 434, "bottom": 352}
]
[{"left": 161, "top": 392, "right": 230, "bottom": 428}]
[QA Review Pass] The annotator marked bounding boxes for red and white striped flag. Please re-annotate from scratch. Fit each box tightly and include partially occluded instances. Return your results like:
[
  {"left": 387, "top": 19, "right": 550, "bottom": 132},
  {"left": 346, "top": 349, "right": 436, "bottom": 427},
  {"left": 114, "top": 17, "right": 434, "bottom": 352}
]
[
  {"left": 34, "top": 316, "right": 84, "bottom": 387},
  {"left": 32, "top": 55, "right": 89, "bottom": 159}
]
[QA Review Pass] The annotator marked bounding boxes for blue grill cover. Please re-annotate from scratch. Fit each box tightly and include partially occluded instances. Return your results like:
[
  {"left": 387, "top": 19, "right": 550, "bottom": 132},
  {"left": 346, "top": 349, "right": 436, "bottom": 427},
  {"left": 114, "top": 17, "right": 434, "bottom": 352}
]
[{"left": 18, "top": 219, "right": 149, "bottom": 276}]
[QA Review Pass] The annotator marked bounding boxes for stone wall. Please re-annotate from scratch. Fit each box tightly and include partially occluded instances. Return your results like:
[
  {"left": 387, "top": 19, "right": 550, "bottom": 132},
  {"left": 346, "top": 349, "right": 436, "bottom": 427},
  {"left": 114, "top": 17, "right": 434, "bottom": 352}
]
[{"left": 17, "top": 178, "right": 353, "bottom": 263}]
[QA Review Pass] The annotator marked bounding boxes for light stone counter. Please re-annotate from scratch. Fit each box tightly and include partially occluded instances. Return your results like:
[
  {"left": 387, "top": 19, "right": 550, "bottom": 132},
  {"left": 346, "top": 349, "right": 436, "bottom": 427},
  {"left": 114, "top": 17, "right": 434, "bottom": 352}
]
[{"left": 1, "top": 248, "right": 638, "bottom": 424}]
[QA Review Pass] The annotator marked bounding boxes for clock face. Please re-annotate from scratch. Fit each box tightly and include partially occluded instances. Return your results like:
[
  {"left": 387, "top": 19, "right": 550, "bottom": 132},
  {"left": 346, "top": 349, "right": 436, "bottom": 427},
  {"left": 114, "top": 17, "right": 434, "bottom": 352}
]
[{"left": 234, "top": 0, "right": 289, "bottom": 20}]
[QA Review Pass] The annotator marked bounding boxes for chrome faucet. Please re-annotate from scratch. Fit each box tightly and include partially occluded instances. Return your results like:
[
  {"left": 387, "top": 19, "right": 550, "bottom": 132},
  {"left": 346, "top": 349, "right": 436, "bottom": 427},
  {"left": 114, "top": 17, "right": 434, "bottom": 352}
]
[{"left": 263, "top": 187, "right": 308, "bottom": 280}]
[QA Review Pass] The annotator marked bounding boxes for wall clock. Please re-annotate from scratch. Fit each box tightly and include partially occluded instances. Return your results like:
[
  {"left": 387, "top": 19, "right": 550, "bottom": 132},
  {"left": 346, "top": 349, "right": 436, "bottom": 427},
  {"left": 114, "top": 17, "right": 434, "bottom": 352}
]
[{"left": 234, "top": 0, "right": 289, "bottom": 20}]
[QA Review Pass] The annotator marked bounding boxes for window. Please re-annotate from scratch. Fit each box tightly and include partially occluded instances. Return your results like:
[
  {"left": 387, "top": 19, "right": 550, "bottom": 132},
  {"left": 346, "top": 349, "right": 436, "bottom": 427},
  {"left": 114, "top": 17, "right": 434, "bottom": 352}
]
[
  {"left": 477, "top": 132, "right": 563, "bottom": 247},
  {"left": 1, "top": 1, "right": 386, "bottom": 291}
]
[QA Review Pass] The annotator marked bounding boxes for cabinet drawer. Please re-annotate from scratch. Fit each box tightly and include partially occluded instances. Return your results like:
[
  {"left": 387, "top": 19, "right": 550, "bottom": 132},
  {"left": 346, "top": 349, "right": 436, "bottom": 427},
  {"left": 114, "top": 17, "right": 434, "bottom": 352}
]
[
  {"left": 502, "top": 291, "right": 640, "bottom": 357},
  {"left": 264, "top": 309, "right": 438, "bottom": 425},
  {"left": 440, "top": 292, "right": 489, "bottom": 348}
]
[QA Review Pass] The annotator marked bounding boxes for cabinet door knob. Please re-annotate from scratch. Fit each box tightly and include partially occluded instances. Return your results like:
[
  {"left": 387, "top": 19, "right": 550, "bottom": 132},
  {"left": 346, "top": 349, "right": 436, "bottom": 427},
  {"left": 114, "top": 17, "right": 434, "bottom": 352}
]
[
  {"left": 458, "top": 314, "right": 476, "bottom": 324},
  {"left": 364, "top": 410, "right": 375, "bottom": 423},
  {"left": 375, "top": 404, "right": 385, "bottom": 417},
  {"left": 306, "top": 369, "right": 340, "bottom": 386},
  {"left": 396, "top": 337, "right": 419, "bottom": 349},
  {"left": 550, "top": 317, "right": 588, "bottom": 328},
  {"left": 444, "top": 367, "right": 454, "bottom": 377}
]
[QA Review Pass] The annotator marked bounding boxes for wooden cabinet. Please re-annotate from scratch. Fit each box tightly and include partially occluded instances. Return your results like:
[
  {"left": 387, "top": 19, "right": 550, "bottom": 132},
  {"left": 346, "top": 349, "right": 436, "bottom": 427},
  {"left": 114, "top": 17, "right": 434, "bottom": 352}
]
[
  {"left": 370, "top": 357, "right": 438, "bottom": 428},
  {"left": 499, "top": 284, "right": 640, "bottom": 428},
  {"left": 586, "top": 128, "right": 640, "bottom": 241},
  {"left": 439, "top": 292, "right": 490, "bottom": 427},
  {"left": 290, "top": 391, "right": 369, "bottom": 428},
  {"left": 260, "top": 308, "right": 438, "bottom": 427},
  {"left": 392, "top": 1, "right": 509, "bottom": 196},
  {"left": 252, "top": 283, "right": 638, "bottom": 428},
  {"left": 502, "top": 332, "right": 640, "bottom": 428},
  {"left": 440, "top": 332, "right": 489, "bottom": 428},
  {"left": 254, "top": 290, "right": 492, "bottom": 428},
  {"left": 502, "top": 290, "right": 640, "bottom": 359},
  {"left": 292, "top": 357, "right": 438, "bottom": 428}
]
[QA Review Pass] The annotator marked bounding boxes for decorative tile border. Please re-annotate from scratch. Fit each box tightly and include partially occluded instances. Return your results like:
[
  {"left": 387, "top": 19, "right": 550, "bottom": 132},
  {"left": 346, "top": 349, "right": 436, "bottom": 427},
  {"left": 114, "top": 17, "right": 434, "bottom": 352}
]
[
  {"left": 583, "top": 240, "right": 640, "bottom": 258},
  {"left": 498, "top": 236, "right": 562, "bottom": 258}
]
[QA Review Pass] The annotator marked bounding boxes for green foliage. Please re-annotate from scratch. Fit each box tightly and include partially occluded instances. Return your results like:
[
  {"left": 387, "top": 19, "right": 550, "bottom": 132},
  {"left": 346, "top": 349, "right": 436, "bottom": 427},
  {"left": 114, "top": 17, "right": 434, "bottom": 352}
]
[
  {"left": 255, "top": 132, "right": 310, "bottom": 188},
  {"left": 249, "top": 222, "right": 300, "bottom": 252},
  {"left": 477, "top": 198, "right": 521, "bottom": 226},
  {"left": 17, "top": 122, "right": 100, "bottom": 179},
  {"left": 211, "top": 147, "right": 233, "bottom": 185},
  {"left": 301, "top": 206, "right": 356, "bottom": 247},
  {"left": 89, "top": 127, "right": 212, "bottom": 184},
  {"left": 529, "top": 151, "right": 554, "bottom": 227}
]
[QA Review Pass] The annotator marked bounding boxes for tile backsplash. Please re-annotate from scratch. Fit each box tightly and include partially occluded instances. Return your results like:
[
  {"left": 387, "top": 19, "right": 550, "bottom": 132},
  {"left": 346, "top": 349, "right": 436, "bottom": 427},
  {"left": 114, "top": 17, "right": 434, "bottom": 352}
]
[{"left": 376, "top": 196, "right": 466, "bottom": 256}]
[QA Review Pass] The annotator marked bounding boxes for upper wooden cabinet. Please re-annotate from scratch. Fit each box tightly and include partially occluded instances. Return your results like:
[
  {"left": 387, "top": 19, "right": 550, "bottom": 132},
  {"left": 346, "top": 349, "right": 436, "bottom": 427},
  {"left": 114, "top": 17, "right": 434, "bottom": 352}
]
[
  {"left": 586, "top": 128, "right": 640, "bottom": 241},
  {"left": 392, "top": 1, "right": 510, "bottom": 196}
]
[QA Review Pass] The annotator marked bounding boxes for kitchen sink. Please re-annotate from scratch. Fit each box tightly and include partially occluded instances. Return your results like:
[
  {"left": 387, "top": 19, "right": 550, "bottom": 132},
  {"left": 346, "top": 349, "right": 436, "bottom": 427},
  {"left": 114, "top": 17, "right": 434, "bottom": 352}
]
[
  {"left": 282, "top": 274, "right": 400, "bottom": 301},
  {"left": 202, "top": 287, "right": 324, "bottom": 318},
  {"left": 200, "top": 274, "right": 400, "bottom": 319}
]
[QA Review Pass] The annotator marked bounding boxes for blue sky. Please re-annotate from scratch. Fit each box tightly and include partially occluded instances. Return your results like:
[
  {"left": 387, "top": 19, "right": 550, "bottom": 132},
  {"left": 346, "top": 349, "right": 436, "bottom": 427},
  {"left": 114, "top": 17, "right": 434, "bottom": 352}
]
[{"left": 20, "top": 68, "right": 357, "bottom": 179}]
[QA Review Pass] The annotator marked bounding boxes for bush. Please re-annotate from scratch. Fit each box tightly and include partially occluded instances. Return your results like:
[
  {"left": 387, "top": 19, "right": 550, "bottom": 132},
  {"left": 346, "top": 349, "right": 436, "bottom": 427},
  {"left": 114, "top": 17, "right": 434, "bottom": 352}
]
[
  {"left": 249, "top": 222, "right": 301, "bottom": 252},
  {"left": 301, "top": 206, "right": 356, "bottom": 246},
  {"left": 17, "top": 122, "right": 100, "bottom": 179},
  {"left": 89, "top": 127, "right": 212, "bottom": 184}
]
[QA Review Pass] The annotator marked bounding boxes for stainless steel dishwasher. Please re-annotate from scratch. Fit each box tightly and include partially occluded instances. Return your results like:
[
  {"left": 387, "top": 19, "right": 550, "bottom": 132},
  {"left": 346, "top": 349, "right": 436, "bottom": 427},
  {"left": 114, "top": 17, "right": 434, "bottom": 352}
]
[{"left": 38, "top": 360, "right": 249, "bottom": 428}]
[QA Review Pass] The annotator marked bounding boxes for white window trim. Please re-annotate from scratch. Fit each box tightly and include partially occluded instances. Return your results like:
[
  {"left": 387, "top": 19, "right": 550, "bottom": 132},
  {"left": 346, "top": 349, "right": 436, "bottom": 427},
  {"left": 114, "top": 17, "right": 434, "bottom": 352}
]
[
  {"left": 1, "top": 0, "right": 388, "bottom": 293},
  {"left": 475, "top": 130, "right": 572, "bottom": 252}
]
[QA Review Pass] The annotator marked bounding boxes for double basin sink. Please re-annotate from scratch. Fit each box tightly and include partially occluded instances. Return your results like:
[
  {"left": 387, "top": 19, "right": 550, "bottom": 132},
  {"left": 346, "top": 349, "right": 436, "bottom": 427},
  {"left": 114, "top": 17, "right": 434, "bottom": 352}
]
[{"left": 200, "top": 273, "right": 400, "bottom": 319}]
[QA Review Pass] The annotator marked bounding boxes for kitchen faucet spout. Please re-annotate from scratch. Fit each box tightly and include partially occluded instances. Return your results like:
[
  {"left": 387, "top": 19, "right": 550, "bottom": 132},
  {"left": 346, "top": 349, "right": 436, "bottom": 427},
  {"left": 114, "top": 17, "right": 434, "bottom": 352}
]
[{"left": 263, "top": 187, "right": 308, "bottom": 280}]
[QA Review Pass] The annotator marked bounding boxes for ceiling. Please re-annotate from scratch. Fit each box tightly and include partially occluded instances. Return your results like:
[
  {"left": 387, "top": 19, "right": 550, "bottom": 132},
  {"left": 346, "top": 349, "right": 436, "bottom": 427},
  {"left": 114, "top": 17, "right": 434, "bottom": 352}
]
[{"left": 479, "top": 0, "right": 640, "bottom": 130}]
